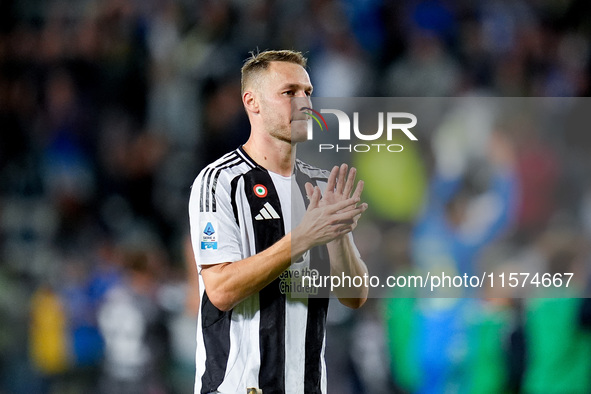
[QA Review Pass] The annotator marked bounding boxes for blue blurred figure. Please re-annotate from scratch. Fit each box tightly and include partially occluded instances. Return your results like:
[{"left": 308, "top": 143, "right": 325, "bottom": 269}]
[{"left": 408, "top": 129, "right": 518, "bottom": 393}]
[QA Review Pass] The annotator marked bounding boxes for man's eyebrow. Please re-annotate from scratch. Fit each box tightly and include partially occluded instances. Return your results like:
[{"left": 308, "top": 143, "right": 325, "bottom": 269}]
[{"left": 281, "top": 83, "right": 313, "bottom": 92}]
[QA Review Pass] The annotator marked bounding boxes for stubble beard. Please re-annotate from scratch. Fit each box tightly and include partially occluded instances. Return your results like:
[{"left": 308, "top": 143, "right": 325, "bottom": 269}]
[
  {"left": 265, "top": 117, "right": 294, "bottom": 145},
  {"left": 291, "top": 119, "right": 309, "bottom": 144}
]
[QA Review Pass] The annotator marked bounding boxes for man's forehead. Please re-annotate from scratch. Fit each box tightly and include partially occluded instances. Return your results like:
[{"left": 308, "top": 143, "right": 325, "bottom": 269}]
[{"left": 267, "top": 61, "right": 311, "bottom": 86}]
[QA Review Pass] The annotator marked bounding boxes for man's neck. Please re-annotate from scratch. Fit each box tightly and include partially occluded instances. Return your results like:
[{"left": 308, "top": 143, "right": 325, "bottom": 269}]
[{"left": 243, "top": 135, "right": 295, "bottom": 176}]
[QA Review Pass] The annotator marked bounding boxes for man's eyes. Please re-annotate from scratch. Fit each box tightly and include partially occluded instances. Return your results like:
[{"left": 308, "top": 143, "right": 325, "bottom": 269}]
[{"left": 282, "top": 90, "right": 312, "bottom": 96}]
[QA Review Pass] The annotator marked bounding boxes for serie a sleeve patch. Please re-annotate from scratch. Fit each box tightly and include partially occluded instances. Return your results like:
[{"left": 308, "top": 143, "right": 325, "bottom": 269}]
[{"left": 200, "top": 220, "right": 218, "bottom": 250}]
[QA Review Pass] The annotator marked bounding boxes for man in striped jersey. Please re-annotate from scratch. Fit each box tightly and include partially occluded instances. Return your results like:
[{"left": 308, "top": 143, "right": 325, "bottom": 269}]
[{"left": 189, "top": 50, "right": 368, "bottom": 394}]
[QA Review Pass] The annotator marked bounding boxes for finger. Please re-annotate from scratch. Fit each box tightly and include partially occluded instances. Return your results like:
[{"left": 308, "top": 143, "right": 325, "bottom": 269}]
[
  {"left": 332, "top": 219, "right": 356, "bottom": 228},
  {"left": 334, "top": 200, "right": 368, "bottom": 215},
  {"left": 332, "top": 204, "right": 367, "bottom": 222},
  {"left": 351, "top": 180, "right": 365, "bottom": 201},
  {"left": 350, "top": 207, "right": 367, "bottom": 225},
  {"left": 336, "top": 163, "right": 348, "bottom": 195},
  {"left": 343, "top": 206, "right": 367, "bottom": 231},
  {"left": 326, "top": 196, "right": 360, "bottom": 214},
  {"left": 338, "top": 203, "right": 368, "bottom": 222},
  {"left": 342, "top": 167, "right": 356, "bottom": 198},
  {"left": 305, "top": 182, "right": 314, "bottom": 198},
  {"left": 337, "top": 224, "right": 354, "bottom": 236},
  {"left": 308, "top": 186, "right": 321, "bottom": 210},
  {"left": 346, "top": 202, "right": 368, "bottom": 216},
  {"left": 326, "top": 166, "right": 338, "bottom": 193}
]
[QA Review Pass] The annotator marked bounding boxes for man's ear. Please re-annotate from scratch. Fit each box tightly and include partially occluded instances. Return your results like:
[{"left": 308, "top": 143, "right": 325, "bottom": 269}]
[{"left": 243, "top": 90, "right": 259, "bottom": 114}]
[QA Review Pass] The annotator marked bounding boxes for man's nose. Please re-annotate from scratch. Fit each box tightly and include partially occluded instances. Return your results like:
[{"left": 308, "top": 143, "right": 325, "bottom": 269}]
[
  {"left": 296, "top": 93, "right": 312, "bottom": 108},
  {"left": 291, "top": 97, "right": 312, "bottom": 121},
  {"left": 295, "top": 91, "right": 310, "bottom": 100}
]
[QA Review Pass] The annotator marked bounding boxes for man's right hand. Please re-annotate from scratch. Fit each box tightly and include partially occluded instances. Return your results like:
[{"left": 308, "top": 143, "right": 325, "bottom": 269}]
[{"left": 291, "top": 167, "right": 368, "bottom": 259}]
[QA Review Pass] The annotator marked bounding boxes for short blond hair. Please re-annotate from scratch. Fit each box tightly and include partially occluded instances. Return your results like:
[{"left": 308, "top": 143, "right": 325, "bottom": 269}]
[{"left": 241, "top": 49, "right": 307, "bottom": 94}]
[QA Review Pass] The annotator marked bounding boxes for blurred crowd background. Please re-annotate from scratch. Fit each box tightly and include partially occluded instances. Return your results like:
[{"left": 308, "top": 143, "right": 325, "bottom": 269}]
[{"left": 1, "top": 0, "right": 591, "bottom": 393}]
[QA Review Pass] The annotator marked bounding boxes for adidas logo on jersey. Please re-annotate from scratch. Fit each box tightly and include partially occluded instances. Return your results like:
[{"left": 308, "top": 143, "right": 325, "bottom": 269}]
[{"left": 255, "top": 202, "right": 280, "bottom": 220}]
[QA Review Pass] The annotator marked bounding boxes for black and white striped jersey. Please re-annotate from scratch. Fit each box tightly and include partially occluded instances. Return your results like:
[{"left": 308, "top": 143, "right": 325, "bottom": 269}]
[{"left": 189, "top": 146, "right": 333, "bottom": 394}]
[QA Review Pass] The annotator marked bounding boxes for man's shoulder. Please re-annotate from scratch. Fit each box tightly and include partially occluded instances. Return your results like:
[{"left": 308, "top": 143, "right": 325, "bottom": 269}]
[
  {"left": 190, "top": 148, "right": 256, "bottom": 213},
  {"left": 197, "top": 148, "right": 256, "bottom": 183},
  {"left": 295, "top": 159, "right": 330, "bottom": 181}
]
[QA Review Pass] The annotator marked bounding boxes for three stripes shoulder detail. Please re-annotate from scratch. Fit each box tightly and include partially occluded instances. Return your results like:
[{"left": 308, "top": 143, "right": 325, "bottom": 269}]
[{"left": 199, "top": 150, "right": 252, "bottom": 212}]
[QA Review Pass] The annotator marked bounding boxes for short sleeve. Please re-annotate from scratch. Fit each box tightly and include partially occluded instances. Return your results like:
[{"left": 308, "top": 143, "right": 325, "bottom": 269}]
[{"left": 189, "top": 169, "right": 242, "bottom": 270}]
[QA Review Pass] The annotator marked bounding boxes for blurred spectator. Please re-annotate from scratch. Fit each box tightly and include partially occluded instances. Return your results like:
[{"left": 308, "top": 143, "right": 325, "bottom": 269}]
[
  {"left": 308, "top": 1, "right": 374, "bottom": 97},
  {"left": 384, "top": 0, "right": 459, "bottom": 97},
  {"left": 385, "top": 129, "right": 518, "bottom": 393},
  {"left": 29, "top": 285, "right": 70, "bottom": 390},
  {"left": 200, "top": 76, "right": 249, "bottom": 165},
  {"left": 183, "top": 234, "right": 199, "bottom": 316},
  {"left": 522, "top": 228, "right": 591, "bottom": 393},
  {"left": 512, "top": 117, "right": 560, "bottom": 242},
  {"left": 97, "top": 247, "right": 170, "bottom": 394},
  {"left": 384, "top": 29, "right": 460, "bottom": 96}
]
